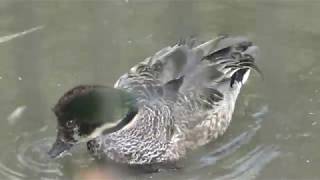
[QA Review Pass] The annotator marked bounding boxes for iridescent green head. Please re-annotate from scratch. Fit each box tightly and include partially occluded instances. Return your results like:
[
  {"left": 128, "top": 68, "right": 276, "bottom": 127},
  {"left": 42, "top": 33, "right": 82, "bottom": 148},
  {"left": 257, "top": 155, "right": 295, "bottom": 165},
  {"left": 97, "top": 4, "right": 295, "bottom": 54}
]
[{"left": 48, "top": 85, "right": 137, "bottom": 158}]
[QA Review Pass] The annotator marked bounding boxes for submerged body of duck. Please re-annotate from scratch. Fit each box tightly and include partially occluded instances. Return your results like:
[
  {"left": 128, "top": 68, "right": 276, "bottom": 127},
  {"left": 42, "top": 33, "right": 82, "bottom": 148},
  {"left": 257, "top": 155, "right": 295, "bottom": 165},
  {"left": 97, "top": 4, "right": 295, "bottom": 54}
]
[{"left": 49, "top": 36, "right": 260, "bottom": 169}]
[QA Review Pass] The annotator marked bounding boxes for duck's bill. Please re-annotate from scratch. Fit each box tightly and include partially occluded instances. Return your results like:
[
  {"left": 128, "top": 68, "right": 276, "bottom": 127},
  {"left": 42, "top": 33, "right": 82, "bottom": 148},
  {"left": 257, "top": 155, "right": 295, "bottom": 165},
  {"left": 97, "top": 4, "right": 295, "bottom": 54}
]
[{"left": 48, "top": 138, "right": 73, "bottom": 158}]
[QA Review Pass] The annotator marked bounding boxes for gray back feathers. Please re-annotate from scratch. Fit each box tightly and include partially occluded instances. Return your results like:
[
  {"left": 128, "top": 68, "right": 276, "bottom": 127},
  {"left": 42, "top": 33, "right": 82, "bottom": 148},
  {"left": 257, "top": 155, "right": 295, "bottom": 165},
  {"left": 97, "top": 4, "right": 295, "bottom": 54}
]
[
  {"left": 115, "top": 35, "right": 258, "bottom": 98},
  {"left": 99, "top": 36, "right": 259, "bottom": 165}
]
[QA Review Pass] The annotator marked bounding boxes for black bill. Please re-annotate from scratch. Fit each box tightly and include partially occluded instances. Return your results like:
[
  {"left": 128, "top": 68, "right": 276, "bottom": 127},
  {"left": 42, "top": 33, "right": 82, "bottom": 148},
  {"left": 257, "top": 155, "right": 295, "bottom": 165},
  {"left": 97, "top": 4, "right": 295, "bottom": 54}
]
[{"left": 48, "top": 138, "right": 73, "bottom": 158}]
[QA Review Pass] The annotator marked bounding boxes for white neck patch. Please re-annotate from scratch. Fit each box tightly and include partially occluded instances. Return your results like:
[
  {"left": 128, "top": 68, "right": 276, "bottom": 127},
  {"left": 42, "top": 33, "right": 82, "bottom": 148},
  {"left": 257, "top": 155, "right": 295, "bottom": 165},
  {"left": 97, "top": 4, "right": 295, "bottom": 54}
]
[{"left": 78, "top": 120, "right": 122, "bottom": 143}]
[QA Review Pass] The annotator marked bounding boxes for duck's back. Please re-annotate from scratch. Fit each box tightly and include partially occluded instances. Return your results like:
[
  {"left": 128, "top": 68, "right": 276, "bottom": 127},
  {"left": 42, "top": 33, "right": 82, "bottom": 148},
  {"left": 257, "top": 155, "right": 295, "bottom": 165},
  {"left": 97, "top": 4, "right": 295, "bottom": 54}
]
[
  {"left": 114, "top": 36, "right": 258, "bottom": 97},
  {"left": 96, "top": 36, "right": 259, "bottom": 166}
]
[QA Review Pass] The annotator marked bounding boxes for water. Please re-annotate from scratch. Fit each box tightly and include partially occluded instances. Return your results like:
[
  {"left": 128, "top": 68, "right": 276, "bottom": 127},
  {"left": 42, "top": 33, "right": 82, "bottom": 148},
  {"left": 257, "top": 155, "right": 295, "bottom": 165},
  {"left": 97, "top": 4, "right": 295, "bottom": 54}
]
[{"left": 0, "top": 0, "right": 319, "bottom": 179}]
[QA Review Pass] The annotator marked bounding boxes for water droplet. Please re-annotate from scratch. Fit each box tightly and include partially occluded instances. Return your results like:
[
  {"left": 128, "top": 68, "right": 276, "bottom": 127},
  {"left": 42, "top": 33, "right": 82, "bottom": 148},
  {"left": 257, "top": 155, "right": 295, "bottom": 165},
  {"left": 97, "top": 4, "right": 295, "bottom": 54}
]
[
  {"left": 57, "top": 83, "right": 61, "bottom": 87},
  {"left": 7, "top": 105, "right": 27, "bottom": 125},
  {"left": 146, "top": 34, "right": 153, "bottom": 39},
  {"left": 0, "top": 76, "right": 2, "bottom": 80},
  {"left": 297, "top": 133, "right": 311, "bottom": 137},
  {"left": 39, "top": 125, "right": 48, "bottom": 132},
  {"left": 306, "top": 159, "right": 311, "bottom": 163},
  {"left": 18, "top": 76, "right": 22, "bottom": 81},
  {"left": 312, "top": 121, "right": 317, "bottom": 126}
]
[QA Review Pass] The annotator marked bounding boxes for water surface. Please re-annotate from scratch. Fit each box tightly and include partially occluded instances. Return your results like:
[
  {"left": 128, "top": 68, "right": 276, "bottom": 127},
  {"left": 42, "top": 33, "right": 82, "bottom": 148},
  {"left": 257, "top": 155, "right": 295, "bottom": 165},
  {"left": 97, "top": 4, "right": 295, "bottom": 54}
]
[{"left": 0, "top": 1, "right": 319, "bottom": 179}]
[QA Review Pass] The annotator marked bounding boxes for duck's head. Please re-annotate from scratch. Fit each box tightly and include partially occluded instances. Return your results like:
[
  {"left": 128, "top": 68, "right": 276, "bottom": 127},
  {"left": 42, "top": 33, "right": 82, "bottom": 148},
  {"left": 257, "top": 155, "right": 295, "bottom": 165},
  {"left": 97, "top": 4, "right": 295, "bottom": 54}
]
[{"left": 48, "top": 85, "right": 137, "bottom": 158}]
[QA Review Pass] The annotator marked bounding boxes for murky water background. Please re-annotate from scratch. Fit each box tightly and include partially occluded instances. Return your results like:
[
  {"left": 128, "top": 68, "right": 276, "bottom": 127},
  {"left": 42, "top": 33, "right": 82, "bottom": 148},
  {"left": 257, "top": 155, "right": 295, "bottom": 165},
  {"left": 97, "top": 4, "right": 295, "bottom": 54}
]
[{"left": 0, "top": 0, "right": 319, "bottom": 179}]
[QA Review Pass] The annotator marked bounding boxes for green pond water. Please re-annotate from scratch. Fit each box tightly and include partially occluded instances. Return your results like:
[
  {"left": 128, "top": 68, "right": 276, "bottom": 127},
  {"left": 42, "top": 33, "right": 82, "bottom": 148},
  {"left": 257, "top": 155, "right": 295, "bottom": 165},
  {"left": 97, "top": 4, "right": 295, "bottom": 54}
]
[{"left": 0, "top": 0, "right": 319, "bottom": 179}]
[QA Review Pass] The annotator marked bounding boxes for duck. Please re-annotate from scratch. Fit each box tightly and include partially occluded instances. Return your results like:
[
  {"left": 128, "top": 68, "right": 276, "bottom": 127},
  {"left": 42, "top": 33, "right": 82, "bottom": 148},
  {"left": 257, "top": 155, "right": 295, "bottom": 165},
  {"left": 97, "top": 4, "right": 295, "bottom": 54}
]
[{"left": 48, "top": 35, "right": 260, "bottom": 169}]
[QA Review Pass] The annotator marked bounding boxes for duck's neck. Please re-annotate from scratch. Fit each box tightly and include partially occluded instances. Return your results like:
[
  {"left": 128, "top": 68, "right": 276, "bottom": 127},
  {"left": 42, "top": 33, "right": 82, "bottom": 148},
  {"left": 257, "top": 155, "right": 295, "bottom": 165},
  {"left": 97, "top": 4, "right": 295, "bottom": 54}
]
[
  {"left": 82, "top": 106, "right": 138, "bottom": 141},
  {"left": 74, "top": 87, "right": 138, "bottom": 139}
]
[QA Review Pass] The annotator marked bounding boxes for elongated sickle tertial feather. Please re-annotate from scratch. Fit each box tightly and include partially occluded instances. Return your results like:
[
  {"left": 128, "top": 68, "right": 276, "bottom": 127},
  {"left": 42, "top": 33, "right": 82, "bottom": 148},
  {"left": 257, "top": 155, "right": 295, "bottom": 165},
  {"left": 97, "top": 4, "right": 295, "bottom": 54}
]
[
  {"left": 196, "top": 37, "right": 262, "bottom": 88},
  {"left": 230, "top": 58, "right": 263, "bottom": 87},
  {"left": 238, "top": 55, "right": 263, "bottom": 79},
  {"left": 225, "top": 55, "right": 263, "bottom": 78}
]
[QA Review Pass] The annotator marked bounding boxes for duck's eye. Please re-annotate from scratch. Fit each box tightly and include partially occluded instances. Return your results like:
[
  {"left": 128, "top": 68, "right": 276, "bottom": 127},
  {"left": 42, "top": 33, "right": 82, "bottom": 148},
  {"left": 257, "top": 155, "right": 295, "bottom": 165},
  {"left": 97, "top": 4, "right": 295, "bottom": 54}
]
[{"left": 66, "top": 120, "right": 75, "bottom": 128}]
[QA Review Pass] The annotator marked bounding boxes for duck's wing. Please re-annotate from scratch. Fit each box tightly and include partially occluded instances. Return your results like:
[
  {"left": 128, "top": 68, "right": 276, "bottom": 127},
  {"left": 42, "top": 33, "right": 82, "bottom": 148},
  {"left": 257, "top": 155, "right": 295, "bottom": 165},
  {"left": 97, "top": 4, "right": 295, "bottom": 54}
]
[
  {"left": 112, "top": 36, "right": 259, "bottom": 153},
  {"left": 113, "top": 36, "right": 223, "bottom": 98},
  {"left": 113, "top": 40, "right": 192, "bottom": 99},
  {"left": 114, "top": 41, "right": 192, "bottom": 85},
  {"left": 114, "top": 36, "right": 258, "bottom": 99},
  {"left": 181, "top": 36, "right": 259, "bottom": 92},
  {"left": 171, "top": 37, "right": 260, "bottom": 150}
]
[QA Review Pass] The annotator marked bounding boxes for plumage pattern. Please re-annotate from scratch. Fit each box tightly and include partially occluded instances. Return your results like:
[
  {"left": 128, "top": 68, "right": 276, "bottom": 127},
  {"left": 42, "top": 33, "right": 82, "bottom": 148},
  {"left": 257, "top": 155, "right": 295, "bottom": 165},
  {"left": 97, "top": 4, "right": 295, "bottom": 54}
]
[{"left": 87, "top": 36, "right": 259, "bottom": 166}]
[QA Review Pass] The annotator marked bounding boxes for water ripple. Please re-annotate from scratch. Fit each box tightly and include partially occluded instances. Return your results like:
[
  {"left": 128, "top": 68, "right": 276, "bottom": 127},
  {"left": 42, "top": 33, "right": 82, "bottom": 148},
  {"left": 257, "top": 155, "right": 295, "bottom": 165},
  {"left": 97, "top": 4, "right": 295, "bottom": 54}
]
[
  {"left": 0, "top": 162, "right": 25, "bottom": 180},
  {"left": 195, "top": 105, "right": 269, "bottom": 169},
  {"left": 217, "top": 145, "right": 280, "bottom": 180},
  {"left": 16, "top": 137, "right": 63, "bottom": 176},
  {"left": 0, "top": 134, "right": 63, "bottom": 180},
  {"left": 180, "top": 104, "right": 279, "bottom": 180}
]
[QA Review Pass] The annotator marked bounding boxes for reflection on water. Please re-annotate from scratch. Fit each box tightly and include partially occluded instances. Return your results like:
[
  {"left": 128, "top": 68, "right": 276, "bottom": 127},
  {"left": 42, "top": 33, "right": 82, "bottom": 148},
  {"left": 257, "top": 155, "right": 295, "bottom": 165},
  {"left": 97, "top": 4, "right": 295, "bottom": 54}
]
[
  {"left": 0, "top": 26, "right": 44, "bottom": 44},
  {"left": 0, "top": 0, "right": 319, "bottom": 179},
  {"left": 7, "top": 105, "right": 27, "bottom": 125}
]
